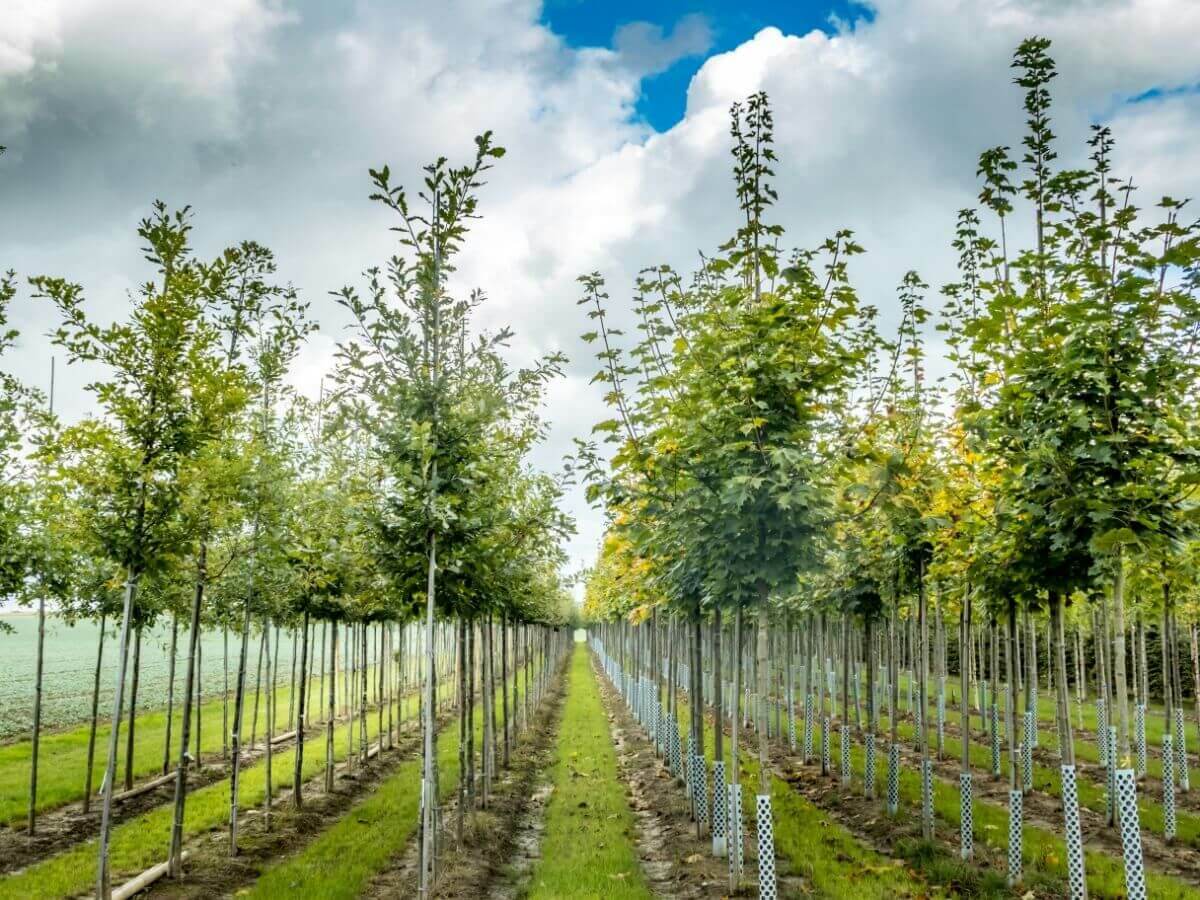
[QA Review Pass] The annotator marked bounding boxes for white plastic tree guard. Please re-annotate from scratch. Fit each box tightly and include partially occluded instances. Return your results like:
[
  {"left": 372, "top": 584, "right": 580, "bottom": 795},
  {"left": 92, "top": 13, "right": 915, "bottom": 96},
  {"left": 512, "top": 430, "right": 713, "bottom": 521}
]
[
  {"left": 1116, "top": 768, "right": 1147, "bottom": 900},
  {"left": 756, "top": 793, "right": 777, "bottom": 900},
  {"left": 959, "top": 771, "right": 973, "bottom": 860},
  {"left": 865, "top": 732, "right": 877, "bottom": 799},
  {"left": 1163, "top": 734, "right": 1176, "bottom": 841},
  {"left": 887, "top": 743, "right": 900, "bottom": 816},
  {"left": 1061, "top": 764, "right": 1087, "bottom": 899},
  {"left": 1008, "top": 789, "right": 1023, "bottom": 887},
  {"left": 840, "top": 726, "right": 851, "bottom": 785},
  {"left": 712, "top": 760, "right": 728, "bottom": 858},
  {"left": 729, "top": 783, "right": 745, "bottom": 887}
]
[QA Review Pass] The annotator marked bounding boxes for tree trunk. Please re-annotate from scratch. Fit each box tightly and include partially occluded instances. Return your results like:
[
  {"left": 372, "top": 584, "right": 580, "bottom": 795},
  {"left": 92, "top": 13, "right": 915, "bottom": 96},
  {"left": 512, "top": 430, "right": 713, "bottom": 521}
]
[
  {"left": 84, "top": 613, "right": 107, "bottom": 816},
  {"left": 713, "top": 609, "right": 723, "bottom": 761},
  {"left": 123, "top": 625, "right": 143, "bottom": 792},
  {"left": 28, "top": 594, "right": 48, "bottom": 835},
  {"left": 264, "top": 620, "right": 274, "bottom": 827},
  {"left": 292, "top": 609, "right": 310, "bottom": 808},
  {"left": 325, "top": 621, "right": 337, "bottom": 793},
  {"left": 418, "top": 531, "right": 439, "bottom": 899},
  {"left": 501, "top": 614, "right": 510, "bottom": 768},
  {"left": 162, "top": 613, "right": 179, "bottom": 777},
  {"left": 97, "top": 574, "right": 138, "bottom": 900},
  {"left": 228, "top": 576, "right": 255, "bottom": 856},
  {"left": 168, "top": 548, "right": 205, "bottom": 877},
  {"left": 730, "top": 604, "right": 743, "bottom": 892},
  {"left": 1111, "top": 555, "right": 1131, "bottom": 764}
]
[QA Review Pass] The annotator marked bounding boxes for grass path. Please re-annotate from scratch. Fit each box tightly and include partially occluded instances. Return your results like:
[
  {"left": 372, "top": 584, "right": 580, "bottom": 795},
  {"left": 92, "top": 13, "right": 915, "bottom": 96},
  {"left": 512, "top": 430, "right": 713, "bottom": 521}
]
[
  {"left": 0, "top": 678, "right": 438, "bottom": 900},
  {"left": 0, "top": 666, "right": 392, "bottom": 826},
  {"left": 662, "top": 691, "right": 929, "bottom": 898},
  {"left": 248, "top": 656, "right": 553, "bottom": 899},
  {"left": 526, "top": 645, "right": 652, "bottom": 900}
]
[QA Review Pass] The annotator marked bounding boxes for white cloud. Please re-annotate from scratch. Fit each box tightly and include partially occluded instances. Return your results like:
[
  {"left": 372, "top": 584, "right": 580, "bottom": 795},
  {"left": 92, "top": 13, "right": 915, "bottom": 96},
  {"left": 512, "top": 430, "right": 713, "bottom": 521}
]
[{"left": 2, "top": 0, "right": 1199, "bottom": 575}]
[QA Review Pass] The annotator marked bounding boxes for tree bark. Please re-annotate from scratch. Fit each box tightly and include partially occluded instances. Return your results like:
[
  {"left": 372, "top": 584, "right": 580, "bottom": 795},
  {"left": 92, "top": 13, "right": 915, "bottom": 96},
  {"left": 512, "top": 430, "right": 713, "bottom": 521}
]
[
  {"left": 168, "top": 547, "right": 205, "bottom": 877},
  {"left": 28, "top": 593, "right": 48, "bottom": 834},
  {"left": 293, "top": 610, "right": 310, "bottom": 808},
  {"left": 84, "top": 613, "right": 107, "bottom": 816}
]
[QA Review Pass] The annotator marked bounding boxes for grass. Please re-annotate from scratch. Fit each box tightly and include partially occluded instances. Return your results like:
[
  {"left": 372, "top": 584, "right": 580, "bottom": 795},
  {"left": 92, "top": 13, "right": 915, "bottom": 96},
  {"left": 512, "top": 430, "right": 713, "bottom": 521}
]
[
  {"left": 0, "top": 664, "right": 391, "bottom": 827},
  {"left": 249, "top": 652, "right": 548, "bottom": 899},
  {"left": 525, "top": 645, "right": 652, "bottom": 900},
  {"left": 822, "top": 711, "right": 1200, "bottom": 897},
  {"left": 664, "top": 689, "right": 929, "bottom": 898},
  {"left": 0, "top": 675, "right": 434, "bottom": 900}
]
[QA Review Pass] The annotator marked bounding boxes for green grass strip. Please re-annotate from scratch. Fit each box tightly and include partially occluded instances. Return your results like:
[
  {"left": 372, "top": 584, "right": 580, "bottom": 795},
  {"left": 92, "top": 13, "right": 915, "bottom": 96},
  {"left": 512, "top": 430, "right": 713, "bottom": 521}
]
[
  {"left": 0, "top": 678, "right": 428, "bottom": 900},
  {"left": 526, "top": 645, "right": 652, "bottom": 900},
  {"left": 0, "top": 666, "right": 388, "bottom": 826},
  {"left": 247, "top": 661, "right": 535, "bottom": 899},
  {"left": 666, "top": 692, "right": 927, "bottom": 898}
]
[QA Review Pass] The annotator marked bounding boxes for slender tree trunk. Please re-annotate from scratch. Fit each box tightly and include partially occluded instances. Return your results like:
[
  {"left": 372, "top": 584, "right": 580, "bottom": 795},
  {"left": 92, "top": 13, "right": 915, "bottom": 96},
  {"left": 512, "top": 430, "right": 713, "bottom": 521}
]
[
  {"left": 730, "top": 604, "right": 743, "bottom": 892},
  {"left": 222, "top": 624, "right": 229, "bottom": 763},
  {"left": 123, "top": 625, "right": 143, "bottom": 792},
  {"left": 169, "top": 548, "right": 205, "bottom": 877},
  {"left": 713, "top": 609, "right": 723, "bottom": 761},
  {"left": 418, "top": 530, "right": 439, "bottom": 899},
  {"left": 250, "top": 627, "right": 265, "bottom": 748},
  {"left": 1111, "top": 554, "right": 1131, "bottom": 764},
  {"left": 162, "top": 613, "right": 179, "bottom": 777},
  {"left": 84, "top": 613, "right": 107, "bottom": 816},
  {"left": 325, "top": 621, "right": 337, "bottom": 791},
  {"left": 457, "top": 618, "right": 468, "bottom": 843},
  {"left": 291, "top": 610, "right": 309, "bottom": 808},
  {"left": 28, "top": 594, "right": 48, "bottom": 835},
  {"left": 263, "top": 621, "right": 274, "bottom": 828},
  {"left": 228, "top": 574, "right": 255, "bottom": 856},
  {"left": 501, "top": 614, "right": 510, "bottom": 768},
  {"left": 97, "top": 574, "right": 138, "bottom": 900}
]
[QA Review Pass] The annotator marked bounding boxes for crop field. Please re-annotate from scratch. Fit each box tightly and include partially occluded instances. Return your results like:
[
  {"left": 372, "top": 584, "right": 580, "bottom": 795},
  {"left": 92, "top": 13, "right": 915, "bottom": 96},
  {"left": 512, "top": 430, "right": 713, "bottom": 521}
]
[{"left": 0, "top": 614, "right": 303, "bottom": 742}]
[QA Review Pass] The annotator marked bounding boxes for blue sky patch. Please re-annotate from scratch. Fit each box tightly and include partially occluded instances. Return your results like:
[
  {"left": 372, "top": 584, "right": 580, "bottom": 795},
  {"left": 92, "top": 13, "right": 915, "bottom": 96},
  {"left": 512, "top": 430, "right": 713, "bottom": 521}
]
[{"left": 541, "top": 0, "right": 873, "bottom": 130}]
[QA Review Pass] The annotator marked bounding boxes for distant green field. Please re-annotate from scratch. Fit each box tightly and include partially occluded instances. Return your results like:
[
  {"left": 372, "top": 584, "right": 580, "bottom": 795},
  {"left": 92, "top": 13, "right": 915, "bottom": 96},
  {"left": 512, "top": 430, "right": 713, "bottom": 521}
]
[{"left": 0, "top": 613, "right": 307, "bottom": 742}]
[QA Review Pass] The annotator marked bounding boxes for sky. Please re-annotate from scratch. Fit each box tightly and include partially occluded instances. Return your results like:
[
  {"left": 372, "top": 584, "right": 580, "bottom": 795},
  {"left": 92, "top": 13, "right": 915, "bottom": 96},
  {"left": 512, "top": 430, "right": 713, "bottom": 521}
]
[{"left": 2, "top": 0, "right": 1200, "bottom": 583}]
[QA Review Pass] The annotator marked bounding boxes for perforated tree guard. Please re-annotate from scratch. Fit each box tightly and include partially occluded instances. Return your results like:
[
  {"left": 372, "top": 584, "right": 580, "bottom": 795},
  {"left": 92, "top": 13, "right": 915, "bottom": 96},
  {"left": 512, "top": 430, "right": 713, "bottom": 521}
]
[
  {"left": 821, "top": 717, "right": 831, "bottom": 775},
  {"left": 756, "top": 793, "right": 778, "bottom": 900},
  {"left": 712, "top": 761, "right": 728, "bottom": 858},
  {"left": 840, "top": 726, "right": 852, "bottom": 785},
  {"left": 865, "top": 732, "right": 877, "bottom": 798},
  {"left": 907, "top": 672, "right": 914, "bottom": 713},
  {"left": 990, "top": 705, "right": 1001, "bottom": 777},
  {"left": 1061, "top": 765, "right": 1086, "bottom": 899},
  {"left": 1023, "top": 736, "right": 1033, "bottom": 793},
  {"left": 1175, "top": 708, "right": 1189, "bottom": 793},
  {"left": 1097, "top": 699, "right": 1109, "bottom": 765},
  {"left": 959, "top": 771, "right": 973, "bottom": 860},
  {"left": 788, "top": 701, "right": 797, "bottom": 752},
  {"left": 1163, "top": 734, "right": 1176, "bottom": 841},
  {"left": 684, "top": 736, "right": 694, "bottom": 804},
  {"left": 915, "top": 694, "right": 923, "bottom": 733},
  {"left": 887, "top": 743, "right": 900, "bottom": 815},
  {"left": 1135, "top": 704, "right": 1147, "bottom": 778},
  {"left": 1008, "top": 789, "right": 1023, "bottom": 887},
  {"left": 729, "top": 783, "right": 745, "bottom": 886},
  {"left": 921, "top": 759, "right": 934, "bottom": 838},
  {"left": 1116, "top": 769, "right": 1147, "bottom": 900}
]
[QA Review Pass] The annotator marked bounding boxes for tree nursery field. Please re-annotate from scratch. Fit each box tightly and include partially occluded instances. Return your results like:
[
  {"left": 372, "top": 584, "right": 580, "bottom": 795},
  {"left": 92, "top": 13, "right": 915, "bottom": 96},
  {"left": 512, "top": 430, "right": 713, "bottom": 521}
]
[{"left": 2, "top": 23, "right": 1200, "bottom": 900}]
